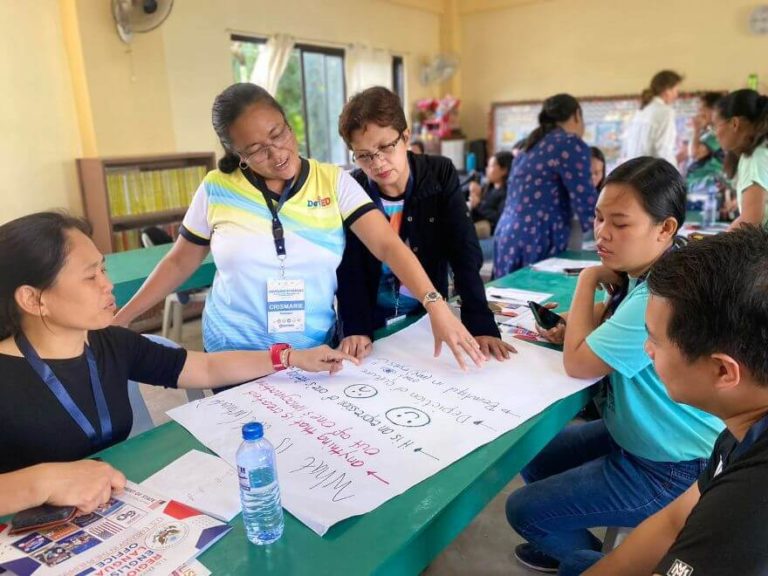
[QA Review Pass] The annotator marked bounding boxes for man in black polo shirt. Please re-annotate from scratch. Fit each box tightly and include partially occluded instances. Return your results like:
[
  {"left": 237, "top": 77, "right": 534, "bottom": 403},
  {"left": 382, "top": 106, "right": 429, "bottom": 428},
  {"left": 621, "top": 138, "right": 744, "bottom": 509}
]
[{"left": 579, "top": 225, "right": 768, "bottom": 576}]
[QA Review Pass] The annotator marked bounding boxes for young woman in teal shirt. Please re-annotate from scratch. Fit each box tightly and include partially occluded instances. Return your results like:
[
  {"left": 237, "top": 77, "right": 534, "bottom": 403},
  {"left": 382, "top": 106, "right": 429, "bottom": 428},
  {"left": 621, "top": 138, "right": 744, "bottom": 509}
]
[{"left": 506, "top": 157, "right": 723, "bottom": 574}]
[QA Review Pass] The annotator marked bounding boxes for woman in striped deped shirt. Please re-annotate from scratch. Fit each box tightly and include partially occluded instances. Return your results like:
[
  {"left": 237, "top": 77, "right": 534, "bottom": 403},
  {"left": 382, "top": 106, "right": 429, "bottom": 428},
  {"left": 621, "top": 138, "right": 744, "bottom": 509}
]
[{"left": 114, "top": 83, "right": 485, "bottom": 372}]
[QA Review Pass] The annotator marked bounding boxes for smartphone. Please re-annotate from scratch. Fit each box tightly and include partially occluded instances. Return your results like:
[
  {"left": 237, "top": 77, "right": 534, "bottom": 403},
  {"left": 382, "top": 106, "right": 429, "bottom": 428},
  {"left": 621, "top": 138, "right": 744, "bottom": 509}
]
[
  {"left": 563, "top": 267, "right": 585, "bottom": 276},
  {"left": 10, "top": 504, "right": 77, "bottom": 535},
  {"left": 528, "top": 301, "right": 565, "bottom": 330}
]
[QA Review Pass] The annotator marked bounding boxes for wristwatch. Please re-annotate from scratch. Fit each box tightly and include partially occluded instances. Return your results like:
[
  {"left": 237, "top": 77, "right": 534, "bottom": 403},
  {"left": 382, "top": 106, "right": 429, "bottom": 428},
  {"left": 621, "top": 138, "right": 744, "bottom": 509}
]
[
  {"left": 270, "top": 343, "right": 292, "bottom": 371},
  {"left": 422, "top": 291, "right": 444, "bottom": 308}
]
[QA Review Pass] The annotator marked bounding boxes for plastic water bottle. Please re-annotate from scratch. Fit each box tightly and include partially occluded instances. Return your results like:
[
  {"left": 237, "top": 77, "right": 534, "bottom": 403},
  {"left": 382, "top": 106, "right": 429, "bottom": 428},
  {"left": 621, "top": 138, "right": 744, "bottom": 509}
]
[
  {"left": 466, "top": 151, "right": 477, "bottom": 173},
  {"left": 702, "top": 185, "right": 717, "bottom": 228},
  {"left": 236, "top": 422, "right": 284, "bottom": 545}
]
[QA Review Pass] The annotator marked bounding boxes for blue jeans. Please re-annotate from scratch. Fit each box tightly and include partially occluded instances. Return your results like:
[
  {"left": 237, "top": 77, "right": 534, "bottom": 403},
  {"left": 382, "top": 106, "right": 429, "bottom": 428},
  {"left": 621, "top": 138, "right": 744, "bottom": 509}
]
[{"left": 506, "top": 420, "right": 706, "bottom": 565}]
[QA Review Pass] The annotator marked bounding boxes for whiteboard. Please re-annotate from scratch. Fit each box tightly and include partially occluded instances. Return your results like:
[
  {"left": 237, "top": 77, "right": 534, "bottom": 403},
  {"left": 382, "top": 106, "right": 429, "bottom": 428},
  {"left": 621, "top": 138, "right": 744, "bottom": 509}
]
[{"left": 491, "top": 94, "right": 705, "bottom": 171}]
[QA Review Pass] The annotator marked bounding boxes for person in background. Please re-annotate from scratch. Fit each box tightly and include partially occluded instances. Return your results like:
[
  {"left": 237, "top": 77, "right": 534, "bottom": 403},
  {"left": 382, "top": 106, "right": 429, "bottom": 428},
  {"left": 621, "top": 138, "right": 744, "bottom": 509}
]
[
  {"left": 493, "top": 94, "right": 597, "bottom": 276},
  {"left": 622, "top": 70, "right": 684, "bottom": 167},
  {"left": 335, "top": 86, "right": 514, "bottom": 362},
  {"left": 685, "top": 132, "right": 724, "bottom": 201},
  {"left": 113, "top": 83, "right": 484, "bottom": 371},
  {"left": 0, "top": 212, "right": 357, "bottom": 514},
  {"left": 577, "top": 226, "right": 768, "bottom": 576},
  {"left": 690, "top": 91, "right": 725, "bottom": 162},
  {"left": 506, "top": 157, "right": 722, "bottom": 574},
  {"left": 469, "top": 150, "right": 513, "bottom": 238},
  {"left": 590, "top": 147, "right": 606, "bottom": 191},
  {"left": 712, "top": 88, "right": 768, "bottom": 229},
  {"left": 410, "top": 140, "right": 425, "bottom": 154}
]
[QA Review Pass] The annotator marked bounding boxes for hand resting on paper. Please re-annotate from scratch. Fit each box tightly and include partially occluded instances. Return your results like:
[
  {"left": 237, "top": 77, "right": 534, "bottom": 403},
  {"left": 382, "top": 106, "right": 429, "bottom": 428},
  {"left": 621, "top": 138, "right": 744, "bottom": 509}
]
[
  {"left": 0, "top": 460, "right": 126, "bottom": 516},
  {"left": 338, "top": 335, "right": 373, "bottom": 360},
  {"left": 476, "top": 336, "right": 517, "bottom": 361},
  {"left": 289, "top": 346, "right": 360, "bottom": 375}
]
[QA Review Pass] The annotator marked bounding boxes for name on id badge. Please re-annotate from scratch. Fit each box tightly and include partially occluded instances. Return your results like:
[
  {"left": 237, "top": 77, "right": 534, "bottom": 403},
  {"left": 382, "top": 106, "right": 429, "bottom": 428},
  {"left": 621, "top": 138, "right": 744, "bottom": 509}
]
[{"left": 267, "top": 278, "right": 305, "bottom": 333}]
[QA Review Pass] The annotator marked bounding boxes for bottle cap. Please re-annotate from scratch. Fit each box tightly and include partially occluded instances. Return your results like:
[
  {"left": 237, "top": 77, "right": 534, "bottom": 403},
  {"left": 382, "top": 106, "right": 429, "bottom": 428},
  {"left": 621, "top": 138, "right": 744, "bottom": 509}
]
[{"left": 242, "top": 422, "right": 264, "bottom": 441}]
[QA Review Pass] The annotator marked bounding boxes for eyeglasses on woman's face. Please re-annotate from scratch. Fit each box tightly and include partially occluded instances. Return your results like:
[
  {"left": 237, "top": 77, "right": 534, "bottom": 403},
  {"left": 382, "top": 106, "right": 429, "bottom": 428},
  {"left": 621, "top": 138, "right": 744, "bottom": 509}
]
[
  {"left": 238, "top": 123, "right": 293, "bottom": 165},
  {"left": 352, "top": 133, "right": 403, "bottom": 166}
]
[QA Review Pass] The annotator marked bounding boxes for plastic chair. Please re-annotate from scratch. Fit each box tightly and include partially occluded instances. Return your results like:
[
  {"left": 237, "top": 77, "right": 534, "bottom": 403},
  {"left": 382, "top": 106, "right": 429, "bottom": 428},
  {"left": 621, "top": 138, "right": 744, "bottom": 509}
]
[
  {"left": 140, "top": 227, "right": 208, "bottom": 343},
  {"left": 602, "top": 526, "right": 633, "bottom": 552},
  {"left": 127, "top": 333, "right": 206, "bottom": 438}
]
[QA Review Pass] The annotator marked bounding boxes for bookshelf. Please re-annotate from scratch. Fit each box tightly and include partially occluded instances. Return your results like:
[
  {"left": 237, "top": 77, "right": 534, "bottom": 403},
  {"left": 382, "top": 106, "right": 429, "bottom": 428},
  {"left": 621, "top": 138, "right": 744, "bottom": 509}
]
[{"left": 77, "top": 152, "right": 216, "bottom": 254}]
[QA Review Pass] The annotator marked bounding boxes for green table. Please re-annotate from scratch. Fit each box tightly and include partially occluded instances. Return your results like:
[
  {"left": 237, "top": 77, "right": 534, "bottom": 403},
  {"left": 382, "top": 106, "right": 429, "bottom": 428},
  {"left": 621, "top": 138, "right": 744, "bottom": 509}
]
[
  {"left": 97, "top": 255, "right": 596, "bottom": 576},
  {"left": 106, "top": 245, "right": 215, "bottom": 307}
]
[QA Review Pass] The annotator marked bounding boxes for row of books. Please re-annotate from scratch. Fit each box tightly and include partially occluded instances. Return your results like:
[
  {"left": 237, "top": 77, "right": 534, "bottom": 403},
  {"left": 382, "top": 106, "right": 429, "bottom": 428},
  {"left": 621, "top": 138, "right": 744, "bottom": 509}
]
[
  {"left": 112, "top": 223, "right": 181, "bottom": 252},
  {"left": 106, "top": 165, "right": 208, "bottom": 217}
]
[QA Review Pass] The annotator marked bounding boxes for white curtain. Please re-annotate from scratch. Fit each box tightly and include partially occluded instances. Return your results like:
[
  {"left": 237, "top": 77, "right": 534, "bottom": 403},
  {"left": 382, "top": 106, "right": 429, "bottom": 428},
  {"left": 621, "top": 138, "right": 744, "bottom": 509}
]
[
  {"left": 345, "top": 44, "right": 393, "bottom": 98},
  {"left": 250, "top": 34, "right": 295, "bottom": 95}
]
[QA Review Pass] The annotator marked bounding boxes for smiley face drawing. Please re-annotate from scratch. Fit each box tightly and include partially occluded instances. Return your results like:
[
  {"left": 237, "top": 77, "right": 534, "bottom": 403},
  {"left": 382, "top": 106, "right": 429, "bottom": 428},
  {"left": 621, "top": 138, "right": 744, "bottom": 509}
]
[
  {"left": 385, "top": 407, "right": 431, "bottom": 427},
  {"left": 344, "top": 384, "right": 378, "bottom": 399}
]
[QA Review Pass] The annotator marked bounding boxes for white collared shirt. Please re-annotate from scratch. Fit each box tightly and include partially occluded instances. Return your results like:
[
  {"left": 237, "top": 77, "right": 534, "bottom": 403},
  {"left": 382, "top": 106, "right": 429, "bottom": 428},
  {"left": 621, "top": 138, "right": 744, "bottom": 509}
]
[{"left": 622, "top": 96, "right": 678, "bottom": 168}]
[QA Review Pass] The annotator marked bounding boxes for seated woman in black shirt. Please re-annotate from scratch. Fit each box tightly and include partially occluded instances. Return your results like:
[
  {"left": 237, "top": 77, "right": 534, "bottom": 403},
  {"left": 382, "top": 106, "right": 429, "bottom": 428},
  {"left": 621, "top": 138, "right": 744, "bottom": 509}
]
[
  {"left": 0, "top": 212, "right": 356, "bottom": 515},
  {"left": 468, "top": 150, "right": 513, "bottom": 238}
]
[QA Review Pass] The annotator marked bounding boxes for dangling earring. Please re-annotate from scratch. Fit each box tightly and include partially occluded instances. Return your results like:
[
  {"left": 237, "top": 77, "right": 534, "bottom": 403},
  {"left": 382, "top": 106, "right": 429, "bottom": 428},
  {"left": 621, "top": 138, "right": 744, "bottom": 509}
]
[{"left": 239, "top": 159, "right": 248, "bottom": 170}]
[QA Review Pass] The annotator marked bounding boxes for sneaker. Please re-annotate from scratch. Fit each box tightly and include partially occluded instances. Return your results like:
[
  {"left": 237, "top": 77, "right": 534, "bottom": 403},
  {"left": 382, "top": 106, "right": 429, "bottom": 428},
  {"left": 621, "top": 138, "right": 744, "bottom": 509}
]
[{"left": 514, "top": 543, "right": 560, "bottom": 573}]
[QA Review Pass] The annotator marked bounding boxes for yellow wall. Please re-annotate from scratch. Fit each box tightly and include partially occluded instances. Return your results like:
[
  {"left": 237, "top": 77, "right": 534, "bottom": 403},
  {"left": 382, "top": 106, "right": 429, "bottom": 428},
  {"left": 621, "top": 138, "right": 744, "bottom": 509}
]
[
  {"left": 0, "top": 0, "right": 83, "bottom": 222},
  {"left": 160, "top": 0, "right": 442, "bottom": 155},
  {"left": 1, "top": 0, "right": 442, "bottom": 223},
  {"left": 74, "top": 0, "right": 177, "bottom": 156},
  {"left": 460, "top": 0, "right": 768, "bottom": 138},
  {"left": 4, "top": 0, "right": 768, "bottom": 224}
]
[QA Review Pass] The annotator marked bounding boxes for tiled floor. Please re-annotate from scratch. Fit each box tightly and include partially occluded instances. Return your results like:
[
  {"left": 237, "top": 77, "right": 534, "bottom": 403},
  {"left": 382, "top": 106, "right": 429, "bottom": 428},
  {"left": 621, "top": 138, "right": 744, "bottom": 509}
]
[{"left": 137, "top": 319, "right": 555, "bottom": 575}]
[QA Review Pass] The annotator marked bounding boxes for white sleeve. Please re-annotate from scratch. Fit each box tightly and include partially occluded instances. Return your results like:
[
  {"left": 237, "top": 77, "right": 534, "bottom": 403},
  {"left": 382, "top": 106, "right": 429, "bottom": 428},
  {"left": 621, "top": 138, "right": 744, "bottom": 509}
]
[
  {"left": 654, "top": 108, "right": 678, "bottom": 168},
  {"left": 336, "top": 170, "right": 374, "bottom": 222},
  {"left": 180, "top": 181, "right": 212, "bottom": 243}
]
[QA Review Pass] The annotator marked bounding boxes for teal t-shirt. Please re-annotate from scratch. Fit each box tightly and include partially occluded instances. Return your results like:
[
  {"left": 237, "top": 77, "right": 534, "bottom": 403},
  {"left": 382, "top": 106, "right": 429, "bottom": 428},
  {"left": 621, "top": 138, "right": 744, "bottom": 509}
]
[
  {"left": 586, "top": 281, "right": 723, "bottom": 462},
  {"left": 736, "top": 143, "right": 768, "bottom": 226}
]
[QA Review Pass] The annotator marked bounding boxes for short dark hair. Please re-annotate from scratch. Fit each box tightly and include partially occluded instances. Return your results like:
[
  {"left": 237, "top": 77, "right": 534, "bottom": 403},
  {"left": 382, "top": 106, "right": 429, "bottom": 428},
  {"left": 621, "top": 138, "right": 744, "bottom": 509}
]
[
  {"left": 590, "top": 146, "right": 607, "bottom": 190},
  {"left": 0, "top": 212, "right": 92, "bottom": 339},
  {"left": 647, "top": 225, "right": 768, "bottom": 385},
  {"left": 410, "top": 140, "right": 425, "bottom": 154},
  {"left": 699, "top": 91, "right": 724, "bottom": 109},
  {"left": 338, "top": 86, "right": 407, "bottom": 148},
  {"left": 493, "top": 150, "right": 514, "bottom": 173},
  {"left": 212, "top": 83, "right": 288, "bottom": 173}
]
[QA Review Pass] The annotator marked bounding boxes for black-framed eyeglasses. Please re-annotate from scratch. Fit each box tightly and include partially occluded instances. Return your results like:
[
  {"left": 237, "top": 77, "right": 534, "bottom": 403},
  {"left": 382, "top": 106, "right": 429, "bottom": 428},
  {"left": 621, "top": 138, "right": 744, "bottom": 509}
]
[
  {"left": 238, "top": 123, "right": 293, "bottom": 165},
  {"left": 352, "top": 133, "right": 403, "bottom": 166}
]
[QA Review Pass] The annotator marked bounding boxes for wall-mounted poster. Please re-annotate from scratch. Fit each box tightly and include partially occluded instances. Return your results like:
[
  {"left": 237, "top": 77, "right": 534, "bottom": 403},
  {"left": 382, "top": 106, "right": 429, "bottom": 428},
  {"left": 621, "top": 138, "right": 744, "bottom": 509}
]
[{"left": 491, "top": 93, "right": 712, "bottom": 171}]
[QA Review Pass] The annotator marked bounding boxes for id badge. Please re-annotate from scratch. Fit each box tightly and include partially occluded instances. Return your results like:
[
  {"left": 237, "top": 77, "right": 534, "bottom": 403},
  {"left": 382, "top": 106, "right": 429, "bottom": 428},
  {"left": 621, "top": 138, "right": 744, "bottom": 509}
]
[
  {"left": 267, "top": 278, "right": 305, "bottom": 333},
  {"left": 385, "top": 314, "right": 407, "bottom": 327}
]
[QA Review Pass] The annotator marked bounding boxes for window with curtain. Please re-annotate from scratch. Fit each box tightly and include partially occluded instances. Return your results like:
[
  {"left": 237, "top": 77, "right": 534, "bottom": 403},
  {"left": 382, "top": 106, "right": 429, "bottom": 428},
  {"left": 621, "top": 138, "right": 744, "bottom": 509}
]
[{"left": 231, "top": 36, "right": 346, "bottom": 164}]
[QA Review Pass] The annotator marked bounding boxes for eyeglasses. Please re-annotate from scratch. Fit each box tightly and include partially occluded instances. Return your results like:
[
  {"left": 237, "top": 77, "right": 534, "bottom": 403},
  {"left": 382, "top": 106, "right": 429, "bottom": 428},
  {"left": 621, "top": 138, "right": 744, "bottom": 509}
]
[
  {"left": 352, "top": 134, "right": 403, "bottom": 166},
  {"left": 238, "top": 123, "right": 293, "bottom": 165}
]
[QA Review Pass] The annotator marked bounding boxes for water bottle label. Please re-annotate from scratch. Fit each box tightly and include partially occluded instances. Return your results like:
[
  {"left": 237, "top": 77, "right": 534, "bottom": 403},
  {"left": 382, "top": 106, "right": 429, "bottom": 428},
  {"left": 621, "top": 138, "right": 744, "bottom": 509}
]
[{"left": 238, "top": 465, "right": 275, "bottom": 490}]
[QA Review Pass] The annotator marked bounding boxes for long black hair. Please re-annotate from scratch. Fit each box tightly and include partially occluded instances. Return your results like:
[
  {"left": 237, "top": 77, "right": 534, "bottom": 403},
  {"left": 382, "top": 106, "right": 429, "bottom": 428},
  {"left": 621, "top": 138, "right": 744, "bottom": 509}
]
[
  {"left": 601, "top": 156, "right": 687, "bottom": 318},
  {"left": 0, "top": 212, "right": 92, "bottom": 340},
  {"left": 524, "top": 94, "right": 581, "bottom": 152},
  {"left": 212, "top": 83, "right": 288, "bottom": 173},
  {"left": 716, "top": 89, "right": 768, "bottom": 157}
]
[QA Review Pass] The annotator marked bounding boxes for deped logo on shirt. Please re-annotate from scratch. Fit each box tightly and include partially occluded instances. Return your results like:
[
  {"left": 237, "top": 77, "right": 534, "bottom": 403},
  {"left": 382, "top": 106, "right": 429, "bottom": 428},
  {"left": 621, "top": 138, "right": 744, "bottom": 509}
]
[{"left": 307, "top": 197, "right": 331, "bottom": 208}]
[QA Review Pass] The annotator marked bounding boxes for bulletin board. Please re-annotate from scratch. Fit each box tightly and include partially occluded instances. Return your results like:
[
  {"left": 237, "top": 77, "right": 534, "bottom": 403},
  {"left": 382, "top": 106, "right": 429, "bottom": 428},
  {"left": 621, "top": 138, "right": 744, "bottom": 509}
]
[{"left": 490, "top": 93, "right": 706, "bottom": 171}]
